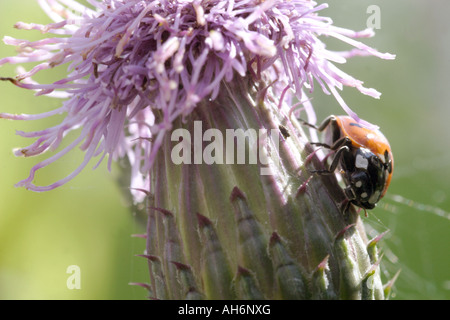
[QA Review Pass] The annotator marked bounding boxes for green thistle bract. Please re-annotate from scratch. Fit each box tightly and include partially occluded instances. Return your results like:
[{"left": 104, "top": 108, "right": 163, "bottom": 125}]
[{"left": 144, "top": 77, "right": 386, "bottom": 299}]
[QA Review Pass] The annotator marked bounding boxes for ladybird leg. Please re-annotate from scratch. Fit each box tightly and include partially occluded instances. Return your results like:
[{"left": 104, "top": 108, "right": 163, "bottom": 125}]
[
  {"left": 343, "top": 185, "right": 356, "bottom": 201},
  {"left": 310, "top": 145, "right": 350, "bottom": 175},
  {"left": 297, "top": 115, "right": 336, "bottom": 132},
  {"left": 310, "top": 136, "right": 350, "bottom": 151},
  {"left": 316, "top": 115, "right": 336, "bottom": 132},
  {"left": 326, "top": 145, "right": 350, "bottom": 173},
  {"left": 340, "top": 198, "right": 352, "bottom": 215},
  {"left": 310, "top": 141, "right": 331, "bottom": 148},
  {"left": 297, "top": 118, "right": 319, "bottom": 130},
  {"left": 339, "top": 190, "right": 354, "bottom": 216},
  {"left": 329, "top": 136, "right": 351, "bottom": 151}
]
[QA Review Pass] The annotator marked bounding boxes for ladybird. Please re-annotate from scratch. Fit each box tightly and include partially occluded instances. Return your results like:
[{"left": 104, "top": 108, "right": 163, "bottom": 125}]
[{"left": 304, "top": 115, "right": 393, "bottom": 210}]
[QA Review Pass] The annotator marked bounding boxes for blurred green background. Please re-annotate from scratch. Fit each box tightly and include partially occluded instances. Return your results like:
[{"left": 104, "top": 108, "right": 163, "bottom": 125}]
[{"left": 0, "top": 1, "right": 448, "bottom": 299}]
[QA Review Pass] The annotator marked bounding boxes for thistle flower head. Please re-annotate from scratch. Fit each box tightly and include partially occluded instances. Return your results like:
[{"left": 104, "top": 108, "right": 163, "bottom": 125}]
[
  {"left": 1, "top": 0, "right": 397, "bottom": 299},
  {"left": 1, "top": 0, "right": 393, "bottom": 194}
]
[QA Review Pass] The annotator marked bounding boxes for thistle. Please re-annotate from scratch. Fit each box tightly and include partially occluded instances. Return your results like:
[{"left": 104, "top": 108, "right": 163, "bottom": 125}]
[{"left": 0, "top": 0, "right": 396, "bottom": 299}]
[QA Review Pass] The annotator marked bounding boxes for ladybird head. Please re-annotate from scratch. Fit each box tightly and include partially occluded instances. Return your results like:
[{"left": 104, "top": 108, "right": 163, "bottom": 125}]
[{"left": 345, "top": 148, "right": 390, "bottom": 209}]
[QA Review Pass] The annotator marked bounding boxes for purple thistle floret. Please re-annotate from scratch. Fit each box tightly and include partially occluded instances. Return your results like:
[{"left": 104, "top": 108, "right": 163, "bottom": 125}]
[{"left": 0, "top": 0, "right": 394, "bottom": 194}]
